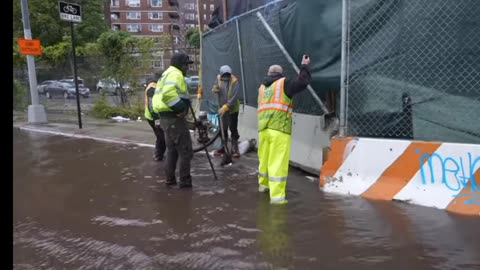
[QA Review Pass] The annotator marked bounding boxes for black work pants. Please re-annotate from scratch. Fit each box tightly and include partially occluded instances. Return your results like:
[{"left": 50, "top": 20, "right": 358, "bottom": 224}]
[
  {"left": 147, "top": 119, "right": 166, "bottom": 159},
  {"left": 221, "top": 112, "right": 240, "bottom": 141},
  {"left": 160, "top": 117, "right": 193, "bottom": 182}
]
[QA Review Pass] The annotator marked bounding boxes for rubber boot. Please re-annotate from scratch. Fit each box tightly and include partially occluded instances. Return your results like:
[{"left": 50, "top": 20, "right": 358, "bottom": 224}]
[{"left": 179, "top": 175, "right": 192, "bottom": 188}]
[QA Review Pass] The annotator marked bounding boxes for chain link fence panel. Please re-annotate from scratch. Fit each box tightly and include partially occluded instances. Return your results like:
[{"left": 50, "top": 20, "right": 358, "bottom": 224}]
[{"left": 345, "top": 0, "right": 480, "bottom": 144}]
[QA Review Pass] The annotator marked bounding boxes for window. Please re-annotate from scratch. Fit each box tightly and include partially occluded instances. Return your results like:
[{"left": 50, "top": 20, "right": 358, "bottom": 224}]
[
  {"left": 203, "top": 4, "right": 206, "bottom": 10},
  {"left": 112, "top": 24, "right": 120, "bottom": 31},
  {"left": 149, "top": 12, "right": 163, "bottom": 20},
  {"left": 111, "top": 13, "right": 119, "bottom": 20},
  {"left": 127, "top": 24, "right": 141, "bottom": 32},
  {"left": 184, "top": 3, "right": 195, "bottom": 10},
  {"left": 126, "top": 0, "right": 140, "bottom": 7},
  {"left": 127, "top": 12, "right": 141, "bottom": 20},
  {"left": 203, "top": 14, "right": 206, "bottom": 20},
  {"left": 210, "top": 4, "right": 214, "bottom": 11},
  {"left": 111, "top": 0, "right": 119, "bottom": 7},
  {"left": 150, "top": 24, "right": 164, "bottom": 32},
  {"left": 150, "top": 0, "right": 162, "bottom": 7},
  {"left": 152, "top": 60, "right": 163, "bottom": 69},
  {"left": 185, "top": 13, "right": 195, "bottom": 20}
]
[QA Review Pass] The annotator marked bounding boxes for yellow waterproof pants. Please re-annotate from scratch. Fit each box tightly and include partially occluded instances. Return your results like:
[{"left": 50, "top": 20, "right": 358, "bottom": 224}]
[{"left": 258, "top": 129, "right": 291, "bottom": 204}]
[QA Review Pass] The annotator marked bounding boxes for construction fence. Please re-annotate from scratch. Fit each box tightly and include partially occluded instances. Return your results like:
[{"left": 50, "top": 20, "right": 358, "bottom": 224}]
[
  {"left": 201, "top": 0, "right": 480, "bottom": 144},
  {"left": 343, "top": 0, "right": 480, "bottom": 144}
]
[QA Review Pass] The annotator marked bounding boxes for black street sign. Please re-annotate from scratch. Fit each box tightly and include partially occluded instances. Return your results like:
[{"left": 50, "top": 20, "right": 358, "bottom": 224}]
[{"left": 59, "top": 1, "right": 82, "bottom": 23}]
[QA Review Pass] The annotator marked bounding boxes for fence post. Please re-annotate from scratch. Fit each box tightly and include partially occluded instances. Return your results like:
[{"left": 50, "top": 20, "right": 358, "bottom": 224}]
[
  {"left": 339, "top": 0, "right": 350, "bottom": 137},
  {"left": 235, "top": 19, "right": 247, "bottom": 109}
]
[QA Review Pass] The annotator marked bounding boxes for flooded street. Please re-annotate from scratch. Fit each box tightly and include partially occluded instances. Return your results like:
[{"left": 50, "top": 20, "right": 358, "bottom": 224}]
[{"left": 13, "top": 129, "right": 480, "bottom": 270}]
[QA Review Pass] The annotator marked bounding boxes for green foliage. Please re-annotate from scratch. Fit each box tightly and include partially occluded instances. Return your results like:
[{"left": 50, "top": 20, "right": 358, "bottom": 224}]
[
  {"left": 91, "top": 96, "right": 144, "bottom": 120},
  {"left": 97, "top": 31, "right": 154, "bottom": 91},
  {"left": 13, "top": 0, "right": 108, "bottom": 46},
  {"left": 185, "top": 28, "right": 200, "bottom": 48},
  {"left": 13, "top": 79, "right": 28, "bottom": 111},
  {"left": 13, "top": 39, "right": 26, "bottom": 68}
]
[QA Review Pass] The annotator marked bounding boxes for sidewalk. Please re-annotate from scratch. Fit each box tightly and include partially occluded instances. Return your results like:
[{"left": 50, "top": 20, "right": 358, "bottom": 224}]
[{"left": 13, "top": 111, "right": 164, "bottom": 147}]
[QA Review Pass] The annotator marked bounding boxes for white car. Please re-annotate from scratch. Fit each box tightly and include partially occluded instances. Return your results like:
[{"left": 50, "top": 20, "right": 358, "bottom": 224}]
[{"left": 96, "top": 78, "right": 130, "bottom": 96}]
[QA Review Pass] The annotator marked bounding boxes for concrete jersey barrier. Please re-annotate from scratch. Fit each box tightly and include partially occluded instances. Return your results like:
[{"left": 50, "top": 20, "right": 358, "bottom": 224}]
[{"left": 320, "top": 137, "right": 480, "bottom": 216}]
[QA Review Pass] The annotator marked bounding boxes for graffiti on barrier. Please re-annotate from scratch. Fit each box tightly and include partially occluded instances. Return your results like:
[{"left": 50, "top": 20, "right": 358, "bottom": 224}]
[{"left": 416, "top": 149, "right": 480, "bottom": 205}]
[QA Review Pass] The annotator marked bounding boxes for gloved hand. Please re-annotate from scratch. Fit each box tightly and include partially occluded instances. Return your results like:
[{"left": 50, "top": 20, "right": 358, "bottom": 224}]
[
  {"left": 218, "top": 104, "right": 229, "bottom": 115},
  {"left": 213, "top": 85, "right": 221, "bottom": 93},
  {"left": 197, "top": 87, "right": 203, "bottom": 100}
]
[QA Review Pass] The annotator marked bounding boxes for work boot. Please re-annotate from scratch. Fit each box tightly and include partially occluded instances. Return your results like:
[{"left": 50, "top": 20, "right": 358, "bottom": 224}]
[
  {"left": 153, "top": 155, "right": 163, "bottom": 161},
  {"left": 231, "top": 140, "right": 240, "bottom": 158},
  {"left": 213, "top": 148, "right": 225, "bottom": 157},
  {"left": 165, "top": 178, "right": 177, "bottom": 186},
  {"left": 179, "top": 176, "right": 192, "bottom": 188}
]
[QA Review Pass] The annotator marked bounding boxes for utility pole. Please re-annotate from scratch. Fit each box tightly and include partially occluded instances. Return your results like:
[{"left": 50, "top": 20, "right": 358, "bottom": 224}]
[{"left": 20, "top": 0, "right": 47, "bottom": 124}]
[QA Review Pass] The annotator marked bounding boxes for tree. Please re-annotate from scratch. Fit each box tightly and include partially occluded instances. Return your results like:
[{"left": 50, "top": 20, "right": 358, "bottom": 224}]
[
  {"left": 13, "top": 0, "right": 108, "bottom": 46},
  {"left": 97, "top": 31, "right": 154, "bottom": 104},
  {"left": 185, "top": 28, "right": 201, "bottom": 48}
]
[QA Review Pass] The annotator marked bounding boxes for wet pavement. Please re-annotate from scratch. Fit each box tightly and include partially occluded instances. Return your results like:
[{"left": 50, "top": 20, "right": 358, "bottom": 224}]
[{"left": 13, "top": 129, "right": 480, "bottom": 270}]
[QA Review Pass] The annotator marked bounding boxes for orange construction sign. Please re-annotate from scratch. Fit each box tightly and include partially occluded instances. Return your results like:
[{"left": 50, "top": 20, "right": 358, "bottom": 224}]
[{"left": 18, "top": 38, "right": 42, "bottom": 56}]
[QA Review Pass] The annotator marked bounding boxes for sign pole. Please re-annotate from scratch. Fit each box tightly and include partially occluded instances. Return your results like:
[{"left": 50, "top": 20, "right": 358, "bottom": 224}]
[
  {"left": 20, "top": 0, "right": 47, "bottom": 124},
  {"left": 70, "top": 21, "right": 82, "bottom": 129},
  {"left": 59, "top": 1, "right": 83, "bottom": 129}
]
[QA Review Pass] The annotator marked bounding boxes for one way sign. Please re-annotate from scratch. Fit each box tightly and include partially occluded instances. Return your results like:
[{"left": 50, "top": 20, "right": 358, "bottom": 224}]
[{"left": 59, "top": 1, "right": 82, "bottom": 23}]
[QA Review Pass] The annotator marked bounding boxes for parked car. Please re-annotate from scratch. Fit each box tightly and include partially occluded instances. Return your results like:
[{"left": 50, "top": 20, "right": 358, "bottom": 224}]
[
  {"left": 37, "top": 80, "right": 56, "bottom": 94},
  {"left": 60, "top": 77, "right": 85, "bottom": 87},
  {"left": 185, "top": 76, "right": 199, "bottom": 93},
  {"left": 44, "top": 81, "right": 90, "bottom": 99},
  {"left": 96, "top": 78, "right": 131, "bottom": 96}
]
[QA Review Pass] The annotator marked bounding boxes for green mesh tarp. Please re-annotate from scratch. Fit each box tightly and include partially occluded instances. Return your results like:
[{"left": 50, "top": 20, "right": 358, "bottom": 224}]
[{"left": 201, "top": 0, "right": 480, "bottom": 144}]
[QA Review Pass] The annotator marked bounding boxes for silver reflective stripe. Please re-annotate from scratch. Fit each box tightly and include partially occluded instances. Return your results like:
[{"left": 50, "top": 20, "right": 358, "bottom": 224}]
[
  {"left": 167, "top": 97, "right": 181, "bottom": 107},
  {"left": 269, "top": 176, "right": 287, "bottom": 182},
  {"left": 154, "top": 70, "right": 175, "bottom": 95},
  {"left": 258, "top": 103, "right": 293, "bottom": 113},
  {"left": 258, "top": 172, "right": 268, "bottom": 178},
  {"left": 178, "top": 94, "right": 189, "bottom": 99},
  {"left": 274, "top": 78, "right": 285, "bottom": 101},
  {"left": 164, "top": 81, "right": 182, "bottom": 92},
  {"left": 270, "top": 197, "right": 286, "bottom": 203}
]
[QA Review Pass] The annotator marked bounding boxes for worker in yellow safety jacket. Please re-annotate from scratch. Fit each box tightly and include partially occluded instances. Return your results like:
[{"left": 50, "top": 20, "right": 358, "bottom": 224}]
[
  {"left": 152, "top": 53, "right": 194, "bottom": 188},
  {"left": 144, "top": 75, "right": 166, "bottom": 161},
  {"left": 257, "top": 55, "right": 311, "bottom": 204}
]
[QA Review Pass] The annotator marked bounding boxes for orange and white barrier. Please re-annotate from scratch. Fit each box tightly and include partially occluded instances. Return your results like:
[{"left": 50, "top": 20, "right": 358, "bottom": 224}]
[{"left": 320, "top": 137, "right": 480, "bottom": 216}]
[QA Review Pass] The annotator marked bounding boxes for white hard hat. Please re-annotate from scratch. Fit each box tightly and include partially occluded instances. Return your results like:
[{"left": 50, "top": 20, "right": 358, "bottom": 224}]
[{"left": 219, "top": 65, "right": 232, "bottom": 76}]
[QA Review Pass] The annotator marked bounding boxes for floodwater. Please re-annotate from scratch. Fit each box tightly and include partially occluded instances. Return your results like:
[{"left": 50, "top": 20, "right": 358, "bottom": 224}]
[{"left": 13, "top": 129, "right": 480, "bottom": 270}]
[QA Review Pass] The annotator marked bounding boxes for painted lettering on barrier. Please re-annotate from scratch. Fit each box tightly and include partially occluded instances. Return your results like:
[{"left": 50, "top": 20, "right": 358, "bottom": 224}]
[{"left": 416, "top": 149, "right": 480, "bottom": 205}]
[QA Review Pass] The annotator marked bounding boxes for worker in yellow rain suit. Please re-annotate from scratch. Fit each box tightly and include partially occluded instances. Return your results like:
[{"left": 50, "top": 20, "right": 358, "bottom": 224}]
[
  {"left": 257, "top": 55, "right": 311, "bottom": 204},
  {"left": 152, "top": 53, "right": 194, "bottom": 188}
]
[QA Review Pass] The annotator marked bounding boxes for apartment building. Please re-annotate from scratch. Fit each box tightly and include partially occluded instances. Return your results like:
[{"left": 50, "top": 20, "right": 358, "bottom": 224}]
[
  {"left": 198, "top": 0, "right": 216, "bottom": 31},
  {"left": 108, "top": 0, "right": 202, "bottom": 75}
]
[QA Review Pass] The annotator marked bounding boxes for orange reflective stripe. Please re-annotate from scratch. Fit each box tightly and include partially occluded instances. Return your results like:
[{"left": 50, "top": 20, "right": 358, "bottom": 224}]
[
  {"left": 258, "top": 103, "right": 293, "bottom": 114},
  {"left": 145, "top": 82, "right": 157, "bottom": 107},
  {"left": 258, "top": 108, "right": 293, "bottom": 115},
  {"left": 259, "top": 85, "right": 265, "bottom": 103},
  {"left": 274, "top": 78, "right": 285, "bottom": 102}
]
